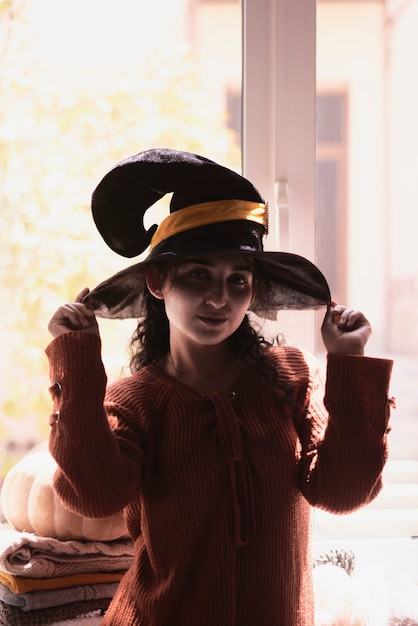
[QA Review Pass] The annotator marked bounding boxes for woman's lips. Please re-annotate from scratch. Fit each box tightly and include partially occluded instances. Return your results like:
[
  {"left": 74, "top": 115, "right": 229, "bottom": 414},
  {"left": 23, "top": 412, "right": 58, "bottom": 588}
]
[{"left": 198, "top": 316, "right": 226, "bottom": 326}]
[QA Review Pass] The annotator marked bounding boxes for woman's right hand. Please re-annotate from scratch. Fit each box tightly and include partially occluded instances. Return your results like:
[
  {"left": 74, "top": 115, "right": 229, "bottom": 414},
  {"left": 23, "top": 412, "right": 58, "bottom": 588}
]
[{"left": 48, "top": 288, "right": 100, "bottom": 338}]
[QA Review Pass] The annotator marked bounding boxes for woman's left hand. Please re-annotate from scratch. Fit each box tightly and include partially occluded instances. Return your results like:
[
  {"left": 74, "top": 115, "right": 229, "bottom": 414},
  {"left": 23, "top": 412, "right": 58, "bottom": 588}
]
[{"left": 321, "top": 301, "right": 372, "bottom": 355}]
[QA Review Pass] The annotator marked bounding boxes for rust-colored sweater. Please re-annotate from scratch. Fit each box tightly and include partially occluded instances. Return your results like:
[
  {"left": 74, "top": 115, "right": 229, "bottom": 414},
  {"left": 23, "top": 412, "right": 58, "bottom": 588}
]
[{"left": 46, "top": 333, "right": 393, "bottom": 626}]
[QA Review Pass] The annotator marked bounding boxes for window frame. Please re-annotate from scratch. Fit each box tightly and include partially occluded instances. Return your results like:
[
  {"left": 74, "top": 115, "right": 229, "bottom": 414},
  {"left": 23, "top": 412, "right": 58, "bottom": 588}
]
[{"left": 242, "top": 0, "right": 317, "bottom": 350}]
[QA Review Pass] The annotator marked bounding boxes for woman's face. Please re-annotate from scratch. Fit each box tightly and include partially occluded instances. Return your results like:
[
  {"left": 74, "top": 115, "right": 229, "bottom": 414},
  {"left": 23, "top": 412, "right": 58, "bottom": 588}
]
[{"left": 147, "top": 255, "right": 254, "bottom": 347}]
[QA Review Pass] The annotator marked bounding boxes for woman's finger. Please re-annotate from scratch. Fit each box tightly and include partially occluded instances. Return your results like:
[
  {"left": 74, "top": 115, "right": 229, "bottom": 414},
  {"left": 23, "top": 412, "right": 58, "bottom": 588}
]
[{"left": 74, "top": 287, "right": 90, "bottom": 303}]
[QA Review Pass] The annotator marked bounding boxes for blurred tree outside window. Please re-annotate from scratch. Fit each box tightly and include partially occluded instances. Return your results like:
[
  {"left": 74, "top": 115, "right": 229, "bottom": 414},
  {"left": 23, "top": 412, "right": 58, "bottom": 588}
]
[{"left": 0, "top": 0, "right": 242, "bottom": 481}]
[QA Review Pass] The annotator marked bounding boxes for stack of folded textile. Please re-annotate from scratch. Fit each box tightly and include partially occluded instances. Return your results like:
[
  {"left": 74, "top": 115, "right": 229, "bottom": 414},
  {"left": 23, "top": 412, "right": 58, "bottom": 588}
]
[{"left": 0, "top": 524, "right": 134, "bottom": 625}]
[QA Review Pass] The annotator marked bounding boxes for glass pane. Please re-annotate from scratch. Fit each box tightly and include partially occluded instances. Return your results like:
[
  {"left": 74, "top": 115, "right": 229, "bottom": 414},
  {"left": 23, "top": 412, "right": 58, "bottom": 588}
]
[
  {"left": 315, "top": 1, "right": 418, "bottom": 621},
  {"left": 0, "top": 0, "right": 242, "bottom": 481}
]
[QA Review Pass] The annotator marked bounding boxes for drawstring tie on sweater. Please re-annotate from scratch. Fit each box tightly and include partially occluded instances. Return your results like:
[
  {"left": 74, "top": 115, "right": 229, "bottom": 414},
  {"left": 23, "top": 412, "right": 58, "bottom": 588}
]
[{"left": 210, "top": 391, "right": 255, "bottom": 547}]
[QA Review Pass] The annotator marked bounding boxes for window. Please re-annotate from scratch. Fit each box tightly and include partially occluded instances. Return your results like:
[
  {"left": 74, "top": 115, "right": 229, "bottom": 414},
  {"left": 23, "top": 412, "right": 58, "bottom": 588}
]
[
  {"left": 245, "top": 0, "right": 418, "bottom": 618},
  {"left": 0, "top": 0, "right": 242, "bottom": 475}
]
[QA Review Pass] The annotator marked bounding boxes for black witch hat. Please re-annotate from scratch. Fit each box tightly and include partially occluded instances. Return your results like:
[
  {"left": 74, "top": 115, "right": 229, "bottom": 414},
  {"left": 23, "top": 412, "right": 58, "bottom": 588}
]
[{"left": 84, "top": 148, "right": 331, "bottom": 318}]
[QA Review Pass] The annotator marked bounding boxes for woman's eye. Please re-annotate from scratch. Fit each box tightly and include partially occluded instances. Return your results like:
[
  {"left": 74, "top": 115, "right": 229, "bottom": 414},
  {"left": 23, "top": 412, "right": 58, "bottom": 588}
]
[
  {"left": 189, "top": 269, "right": 207, "bottom": 279},
  {"left": 230, "top": 274, "right": 249, "bottom": 286}
]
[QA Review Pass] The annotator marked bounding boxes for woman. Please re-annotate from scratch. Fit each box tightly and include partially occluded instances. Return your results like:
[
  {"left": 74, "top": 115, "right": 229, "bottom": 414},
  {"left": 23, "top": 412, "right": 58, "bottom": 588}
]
[{"left": 46, "top": 148, "right": 393, "bottom": 625}]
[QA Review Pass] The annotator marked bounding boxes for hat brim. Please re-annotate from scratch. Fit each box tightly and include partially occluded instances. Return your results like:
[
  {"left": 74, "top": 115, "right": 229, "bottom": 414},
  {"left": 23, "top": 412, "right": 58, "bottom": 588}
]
[{"left": 83, "top": 250, "right": 331, "bottom": 320}]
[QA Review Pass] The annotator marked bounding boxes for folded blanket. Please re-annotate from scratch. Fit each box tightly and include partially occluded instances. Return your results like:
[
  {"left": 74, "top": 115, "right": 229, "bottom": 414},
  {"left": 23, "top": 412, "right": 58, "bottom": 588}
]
[
  {"left": 50, "top": 618, "right": 103, "bottom": 626},
  {"left": 0, "top": 570, "right": 126, "bottom": 595},
  {"left": 0, "top": 526, "right": 134, "bottom": 578},
  {"left": 0, "top": 598, "right": 109, "bottom": 626},
  {"left": 0, "top": 581, "right": 119, "bottom": 611}
]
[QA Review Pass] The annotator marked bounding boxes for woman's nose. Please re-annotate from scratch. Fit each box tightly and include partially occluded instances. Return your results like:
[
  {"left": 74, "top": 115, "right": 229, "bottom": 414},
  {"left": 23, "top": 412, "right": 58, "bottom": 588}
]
[{"left": 204, "top": 280, "right": 227, "bottom": 307}]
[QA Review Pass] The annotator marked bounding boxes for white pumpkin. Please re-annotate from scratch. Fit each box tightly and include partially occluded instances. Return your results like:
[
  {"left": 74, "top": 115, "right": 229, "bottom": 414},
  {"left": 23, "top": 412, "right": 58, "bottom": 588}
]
[{"left": 0, "top": 445, "right": 128, "bottom": 541}]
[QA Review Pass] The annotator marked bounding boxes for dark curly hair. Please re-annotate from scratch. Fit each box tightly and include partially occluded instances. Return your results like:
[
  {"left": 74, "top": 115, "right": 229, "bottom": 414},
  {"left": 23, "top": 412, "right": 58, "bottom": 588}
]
[{"left": 127, "top": 258, "right": 281, "bottom": 383}]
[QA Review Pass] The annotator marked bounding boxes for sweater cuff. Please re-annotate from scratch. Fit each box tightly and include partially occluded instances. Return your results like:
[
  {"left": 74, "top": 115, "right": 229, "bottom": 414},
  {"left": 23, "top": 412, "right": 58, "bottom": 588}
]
[
  {"left": 325, "top": 353, "right": 394, "bottom": 433},
  {"left": 327, "top": 353, "right": 393, "bottom": 383},
  {"left": 45, "top": 332, "right": 106, "bottom": 388},
  {"left": 45, "top": 332, "right": 107, "bottom": 429}
]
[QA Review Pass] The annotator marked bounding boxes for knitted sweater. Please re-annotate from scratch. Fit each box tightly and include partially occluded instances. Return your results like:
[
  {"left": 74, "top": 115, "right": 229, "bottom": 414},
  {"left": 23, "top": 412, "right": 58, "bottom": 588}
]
[{"left": 46, "top": 333, "right": 393, "bottom": 626}]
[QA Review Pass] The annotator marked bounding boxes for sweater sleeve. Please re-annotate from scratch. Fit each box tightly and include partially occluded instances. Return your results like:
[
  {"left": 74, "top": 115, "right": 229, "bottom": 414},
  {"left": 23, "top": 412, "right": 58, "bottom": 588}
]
[
  {"left": 296, "top": 352, "right": 393, "bottom": 514},
  {"left": 46, "top": 332, "right": 145, "bottom": 519}
]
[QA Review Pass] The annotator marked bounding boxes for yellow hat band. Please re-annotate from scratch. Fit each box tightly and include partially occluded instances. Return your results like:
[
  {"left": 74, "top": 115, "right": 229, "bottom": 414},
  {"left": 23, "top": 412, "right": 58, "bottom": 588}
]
[{"left": 149, "top": 200, "right": 268, "bottom": 251}]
